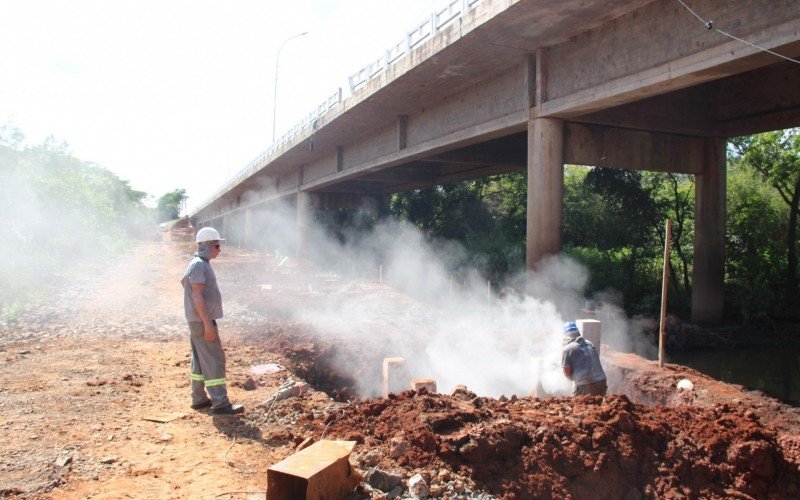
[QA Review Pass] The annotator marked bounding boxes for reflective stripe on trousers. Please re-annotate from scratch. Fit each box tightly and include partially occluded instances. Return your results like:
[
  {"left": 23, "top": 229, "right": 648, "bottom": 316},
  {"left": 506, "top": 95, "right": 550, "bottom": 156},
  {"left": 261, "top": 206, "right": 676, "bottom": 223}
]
[{"left": 187, "top": 321, "right": 231, "bottom": 409}]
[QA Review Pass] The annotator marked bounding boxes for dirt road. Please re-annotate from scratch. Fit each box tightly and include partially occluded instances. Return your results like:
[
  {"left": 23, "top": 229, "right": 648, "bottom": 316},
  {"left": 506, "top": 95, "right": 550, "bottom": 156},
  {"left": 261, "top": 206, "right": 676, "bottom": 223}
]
[
  {"left": 0, "top": 243, "right": 292, "bottom": 499},
  {"left": 1, "top": 242, "right": 799, "bottom": 499}
]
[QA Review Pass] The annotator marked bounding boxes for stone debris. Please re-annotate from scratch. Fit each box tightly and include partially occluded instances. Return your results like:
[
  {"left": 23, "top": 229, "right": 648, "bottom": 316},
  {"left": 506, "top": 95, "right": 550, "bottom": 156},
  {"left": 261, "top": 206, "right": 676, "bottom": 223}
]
[
  {"left": 389, "top": 438, "right": 409, "bottom": 459},
  {"left": 408, "top": 473, "right": 429, "bottom": 498},
  {"left": 258, "top": 380, "right": 310, "bottom": 407},
  {"left": 250, "top": 363, "right": 284, "bottom": 375},
  {"left": 364, "top": 467, "right": 403, "bottom": 492}
]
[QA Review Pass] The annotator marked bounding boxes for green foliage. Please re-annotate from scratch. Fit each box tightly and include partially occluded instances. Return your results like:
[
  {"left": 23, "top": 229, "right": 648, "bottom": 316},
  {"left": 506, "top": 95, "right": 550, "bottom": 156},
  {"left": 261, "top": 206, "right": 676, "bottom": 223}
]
[
  {"left": 725, "top": 162, "right": 785, "bottom": 320},
  {"left": 0, "top": 127, "right": 155, "bottom": 320},
  {"left": 317, "top": 130, "right": 797, "bottom": 323},
  {"left": 391, "top": 174, "right": 527, "bottom": 283},
  {"left": 156, "top": 188, "right": 188, "bottom": 222},
  {"left": 562, "top": 166, "right": 692, "bottom": 314},
  {"left": 731, "top": 129, "right": 800, "bottom": 296}
]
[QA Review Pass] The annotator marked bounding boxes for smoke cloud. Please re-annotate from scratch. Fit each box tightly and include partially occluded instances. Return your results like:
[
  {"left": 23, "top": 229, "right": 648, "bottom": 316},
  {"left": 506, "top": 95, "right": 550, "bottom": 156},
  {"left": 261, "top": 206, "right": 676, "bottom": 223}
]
[{"left": 220, "top": 196, "right": 653, "bottom": 398}]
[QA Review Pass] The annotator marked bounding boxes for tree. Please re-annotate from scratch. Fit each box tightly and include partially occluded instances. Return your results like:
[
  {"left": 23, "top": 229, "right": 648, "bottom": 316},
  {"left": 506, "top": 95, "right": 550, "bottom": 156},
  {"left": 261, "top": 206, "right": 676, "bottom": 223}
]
[
  {"left": 156, "top": 189, "right": 187, "bottom": 222},
  {"left": 646, "top": 172, "right": 695, "bottom": 300},
  {"left": 1, "top": 133, "right": 155, "bottom": 319},
  {"left": 725, "top": 162, "right": 785, "bottom": 321},
  {"left": 732, "top": 129, "right": 800, "bottom": 294}
]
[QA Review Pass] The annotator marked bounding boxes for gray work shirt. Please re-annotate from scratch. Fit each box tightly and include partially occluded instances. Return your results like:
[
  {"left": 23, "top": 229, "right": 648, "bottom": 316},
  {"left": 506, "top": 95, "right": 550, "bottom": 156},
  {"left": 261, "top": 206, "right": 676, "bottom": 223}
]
[
  {"left": 561, "top": 337, "right": 606, "bottom": 387},
  {"left": 182, "top": 255, "right": 223, "bottom": 322}
]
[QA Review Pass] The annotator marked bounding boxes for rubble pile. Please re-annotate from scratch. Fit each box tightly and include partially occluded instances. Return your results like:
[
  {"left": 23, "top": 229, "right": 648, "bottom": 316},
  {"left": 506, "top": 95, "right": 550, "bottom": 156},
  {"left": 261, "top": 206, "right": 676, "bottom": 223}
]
[{"left": 289, "top": 390, "right": 800, "bottom": 499}]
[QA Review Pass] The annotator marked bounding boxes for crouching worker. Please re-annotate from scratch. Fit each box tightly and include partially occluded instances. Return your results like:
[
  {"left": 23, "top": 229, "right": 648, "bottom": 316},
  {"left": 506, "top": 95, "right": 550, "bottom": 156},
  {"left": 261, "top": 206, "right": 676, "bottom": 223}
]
[
  {"left": 180, "top": 227, "right": 244, "bottom": 415},
  {"left": 561, "top": 321, "right": 607, "bottom": 396}
]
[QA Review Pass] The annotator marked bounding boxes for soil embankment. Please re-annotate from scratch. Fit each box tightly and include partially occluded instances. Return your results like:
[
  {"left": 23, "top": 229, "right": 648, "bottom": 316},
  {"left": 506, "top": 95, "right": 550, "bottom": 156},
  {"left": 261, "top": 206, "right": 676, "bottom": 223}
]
[{"left": 1, "top": 242, "right": 798, "bottom": 499}]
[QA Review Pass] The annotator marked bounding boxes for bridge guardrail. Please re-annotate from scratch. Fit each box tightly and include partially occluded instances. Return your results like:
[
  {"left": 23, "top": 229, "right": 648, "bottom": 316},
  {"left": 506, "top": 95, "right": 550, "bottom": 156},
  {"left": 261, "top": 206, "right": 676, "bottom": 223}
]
[
  {"left": 348, "top": 0, "right": 485, "bottom": 93},
  {"left": 193, "top": 0, "right": 487, "bottom": 216},
  {"left": 194, "top": 87, "right": 342, "bottom": 213}
]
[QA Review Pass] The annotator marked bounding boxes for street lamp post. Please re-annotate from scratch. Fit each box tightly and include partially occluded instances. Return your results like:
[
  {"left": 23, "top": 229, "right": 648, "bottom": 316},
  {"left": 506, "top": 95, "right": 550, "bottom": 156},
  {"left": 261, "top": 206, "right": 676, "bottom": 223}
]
[{"left": 272, "top": 31, "right": 309, "bottom": 143}]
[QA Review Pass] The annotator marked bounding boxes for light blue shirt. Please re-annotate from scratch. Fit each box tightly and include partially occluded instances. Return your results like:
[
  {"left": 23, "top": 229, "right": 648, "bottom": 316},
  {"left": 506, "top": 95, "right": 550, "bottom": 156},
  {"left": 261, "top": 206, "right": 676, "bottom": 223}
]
[
  {"left": 561, "top": 337, "right": 606, "bottom": 386},
  {"left": 182, "top": 251, "right": 223, "bottom": 322}
]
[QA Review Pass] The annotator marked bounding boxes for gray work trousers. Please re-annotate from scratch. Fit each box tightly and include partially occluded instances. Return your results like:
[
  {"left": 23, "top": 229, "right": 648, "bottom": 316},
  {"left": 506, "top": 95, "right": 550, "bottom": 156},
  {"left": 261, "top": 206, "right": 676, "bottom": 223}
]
[
  {"left": 574, "top": 379, "right": 608, "bottom": 396},
  {"left": 188, "top": 320, "right": 231, "bottom": 409}
]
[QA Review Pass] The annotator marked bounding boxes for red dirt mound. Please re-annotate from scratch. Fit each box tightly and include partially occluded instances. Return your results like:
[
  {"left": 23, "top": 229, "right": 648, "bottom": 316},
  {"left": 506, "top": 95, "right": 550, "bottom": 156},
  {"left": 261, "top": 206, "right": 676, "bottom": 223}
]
[{"left": 294, "top": 391, "right": 800, "bottom": 499}]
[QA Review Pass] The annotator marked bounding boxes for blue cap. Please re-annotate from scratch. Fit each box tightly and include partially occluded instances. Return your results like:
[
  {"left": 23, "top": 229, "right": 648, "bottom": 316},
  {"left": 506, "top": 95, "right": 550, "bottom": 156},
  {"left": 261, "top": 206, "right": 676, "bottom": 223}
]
[{"left": 563, "top": 321, "right": 580, "bottom": 338}]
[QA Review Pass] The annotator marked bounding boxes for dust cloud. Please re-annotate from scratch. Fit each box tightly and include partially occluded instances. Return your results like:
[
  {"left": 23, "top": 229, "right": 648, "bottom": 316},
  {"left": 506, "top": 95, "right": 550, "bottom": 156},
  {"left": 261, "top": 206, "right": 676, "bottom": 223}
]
[
  {"left": 0, "top": 128, "right": 153, "bottom": 321},
  {"left": 221, "top": 195, "right": 653, "bottom": 398}
]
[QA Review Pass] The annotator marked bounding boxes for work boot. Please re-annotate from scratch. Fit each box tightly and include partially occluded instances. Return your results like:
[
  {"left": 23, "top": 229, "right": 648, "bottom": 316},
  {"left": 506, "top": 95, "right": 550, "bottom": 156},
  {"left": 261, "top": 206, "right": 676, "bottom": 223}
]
[
  {"left": 190, "top": 400, "right": 213, "bottom": 410},
  {"left": 213, "top": 403, "right": 244, "bottom": 415}
]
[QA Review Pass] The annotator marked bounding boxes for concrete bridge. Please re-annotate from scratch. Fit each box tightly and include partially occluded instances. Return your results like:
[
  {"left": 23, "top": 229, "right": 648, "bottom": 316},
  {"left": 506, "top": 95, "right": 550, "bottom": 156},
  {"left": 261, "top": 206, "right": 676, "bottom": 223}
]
[{"left": 192, "top": 0, "right": 800, "bottom": 323}]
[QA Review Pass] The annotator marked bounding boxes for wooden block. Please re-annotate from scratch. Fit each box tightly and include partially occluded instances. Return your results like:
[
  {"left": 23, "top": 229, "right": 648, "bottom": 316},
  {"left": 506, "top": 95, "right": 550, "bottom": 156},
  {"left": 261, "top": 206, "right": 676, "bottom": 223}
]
[{"left": 267, "top": 440, "right": 361, "bottom": 499}]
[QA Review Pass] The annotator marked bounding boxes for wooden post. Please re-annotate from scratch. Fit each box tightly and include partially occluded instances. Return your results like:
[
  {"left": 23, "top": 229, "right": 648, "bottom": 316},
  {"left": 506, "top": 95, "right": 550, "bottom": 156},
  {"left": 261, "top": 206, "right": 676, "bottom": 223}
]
[
  {"left": 659, "top": 219, "right": 672, "bottom": 368},
  {"left": 487, "top": 280, "right": 492, "bottom": 305}
]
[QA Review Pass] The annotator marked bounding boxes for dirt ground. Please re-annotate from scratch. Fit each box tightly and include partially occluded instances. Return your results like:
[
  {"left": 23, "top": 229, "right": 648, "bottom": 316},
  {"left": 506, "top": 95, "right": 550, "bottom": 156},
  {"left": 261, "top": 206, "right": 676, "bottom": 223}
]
[{"left": 1, "top": 242, "right": 799, "bottom": 499}]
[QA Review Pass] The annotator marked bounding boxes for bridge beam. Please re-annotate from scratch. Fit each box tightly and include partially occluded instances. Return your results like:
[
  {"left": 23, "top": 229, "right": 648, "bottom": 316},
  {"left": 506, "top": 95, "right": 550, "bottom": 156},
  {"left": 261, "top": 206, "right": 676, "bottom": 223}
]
[
  {"left": 692, "top": 137, "right": 726, "bottom": 323},
  {"left": 563, "top": 123, "right": 705, "bottom": 174},
  {"left": 526, "top": 117, "right": 564, "bottom": 270}
]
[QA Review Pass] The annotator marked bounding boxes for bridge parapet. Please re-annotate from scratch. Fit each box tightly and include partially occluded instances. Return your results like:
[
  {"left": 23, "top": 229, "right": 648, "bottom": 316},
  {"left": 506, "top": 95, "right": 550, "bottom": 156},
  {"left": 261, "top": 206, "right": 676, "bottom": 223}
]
[
  {"left": 348, "top": 0, "right": 487, "bottom": 93},
  {"left": 194, "top": 87, "right": 342, "bottom": 213},
  {"left": 195, "top": 0, "right": 490, "bottom": 214}
]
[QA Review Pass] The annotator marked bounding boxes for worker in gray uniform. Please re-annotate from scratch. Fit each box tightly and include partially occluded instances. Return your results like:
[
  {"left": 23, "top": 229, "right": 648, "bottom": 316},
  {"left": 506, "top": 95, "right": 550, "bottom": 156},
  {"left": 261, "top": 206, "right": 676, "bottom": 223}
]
[
  {"left": 180, "top": 227, "right": 244, "bottom": 415},
  {"left": 561, "top": 321, "right": 607, "bottom": 396}
]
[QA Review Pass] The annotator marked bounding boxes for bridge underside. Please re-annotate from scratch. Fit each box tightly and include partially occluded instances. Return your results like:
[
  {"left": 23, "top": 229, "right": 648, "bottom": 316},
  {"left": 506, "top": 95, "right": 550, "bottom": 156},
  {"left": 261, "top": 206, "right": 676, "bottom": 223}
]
[{"left": 194, "top": 0, "right": 800, "bottom": 323}]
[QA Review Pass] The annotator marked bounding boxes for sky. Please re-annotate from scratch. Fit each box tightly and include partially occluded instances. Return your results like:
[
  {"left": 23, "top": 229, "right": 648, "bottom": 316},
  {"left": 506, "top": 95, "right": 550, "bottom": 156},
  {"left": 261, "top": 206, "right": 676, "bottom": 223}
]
[{"left": 0, "top": 0, "right": 448, "bottom": 211}]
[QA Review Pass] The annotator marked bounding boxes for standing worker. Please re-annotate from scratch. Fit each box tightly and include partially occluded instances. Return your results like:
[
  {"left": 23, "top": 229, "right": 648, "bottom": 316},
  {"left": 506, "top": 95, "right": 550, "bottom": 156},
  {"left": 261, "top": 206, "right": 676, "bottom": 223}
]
[
  {"left": 561, "top": 321, "right": 607, "bottom": 396},
  {"left": 180, "top": 227, "right": 244, "bottom": 415}
]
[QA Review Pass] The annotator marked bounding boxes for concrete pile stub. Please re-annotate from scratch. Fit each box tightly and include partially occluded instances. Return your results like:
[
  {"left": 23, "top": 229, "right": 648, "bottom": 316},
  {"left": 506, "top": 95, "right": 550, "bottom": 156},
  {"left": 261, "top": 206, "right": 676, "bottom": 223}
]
[
  {"left": 576, "top": 319, "right": 602, "bottom": 353},
  {"left": 530, "top": 357, "right": 543, "bottom": 398},
  {"left": 382, "top": 357, "right": 407, "bottom": 398},
  {"left": 411, "top": 378, "right": 437, "bottom": 393},
  {"left": 267, "top": 440, "right": 361, "bottom": 499}
]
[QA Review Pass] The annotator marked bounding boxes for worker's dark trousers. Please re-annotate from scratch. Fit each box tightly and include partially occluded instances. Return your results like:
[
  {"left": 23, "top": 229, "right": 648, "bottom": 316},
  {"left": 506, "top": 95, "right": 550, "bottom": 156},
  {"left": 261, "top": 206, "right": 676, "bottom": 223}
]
[
  {"left": 188, "top": 320, "right": 232, "bottom": 410},
  {"left": 574, "top": 379, "right": 608, "bottom": 396}
]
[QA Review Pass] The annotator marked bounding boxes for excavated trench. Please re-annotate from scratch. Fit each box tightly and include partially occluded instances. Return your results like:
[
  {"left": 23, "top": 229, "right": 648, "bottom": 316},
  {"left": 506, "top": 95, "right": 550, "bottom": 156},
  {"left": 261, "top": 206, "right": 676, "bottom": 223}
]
[
  {"left": 258, "top": 329, "right": 800, "bottom": 498},
  {"left": 223, "top": 253, "right": 800, "bottom": 498},
  {"left": 264, "top": 328, "right": 669, "bottom": 407}
]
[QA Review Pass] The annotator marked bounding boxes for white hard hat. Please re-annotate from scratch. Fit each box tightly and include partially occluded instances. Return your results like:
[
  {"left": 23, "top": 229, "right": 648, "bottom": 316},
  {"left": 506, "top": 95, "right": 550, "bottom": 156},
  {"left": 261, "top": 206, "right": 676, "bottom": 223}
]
[{"left": 196, "top": 227, "right": 224, "bottom": 243}]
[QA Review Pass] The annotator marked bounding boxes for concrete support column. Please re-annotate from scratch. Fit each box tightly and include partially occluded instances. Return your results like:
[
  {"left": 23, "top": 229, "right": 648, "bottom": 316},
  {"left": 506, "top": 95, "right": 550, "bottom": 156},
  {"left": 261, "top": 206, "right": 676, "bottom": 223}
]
[
  {"left": 692, "top": 137, "right": 726, "bottom": 323},
  {"left": 526, "top": 117, "right": 564, "bottom": 271},
  {"left": 296, "top": 191, "right": 312, "bottom": 258},
  {"left": 243, "top": 208, "right": 253, "bottom": 249}
]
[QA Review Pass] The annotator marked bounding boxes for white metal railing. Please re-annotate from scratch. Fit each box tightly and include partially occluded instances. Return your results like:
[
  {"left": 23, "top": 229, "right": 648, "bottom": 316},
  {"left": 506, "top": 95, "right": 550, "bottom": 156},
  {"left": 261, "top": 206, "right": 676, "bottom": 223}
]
[
  {"left": 348, "top": 0, "right": 485, "bottom": 93},
  {"left": 194, "top": 87, "right": 342, "bottom": 213},
  {"left": 193, "top": 0, "right": 487, "bottom": 216}
]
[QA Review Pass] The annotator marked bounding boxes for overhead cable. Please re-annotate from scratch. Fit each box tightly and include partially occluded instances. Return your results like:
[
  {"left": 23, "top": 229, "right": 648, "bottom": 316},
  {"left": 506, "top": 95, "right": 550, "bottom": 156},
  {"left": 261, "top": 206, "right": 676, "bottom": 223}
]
[{"left": 676, "top": 0, "right": 800, "bottom": 66}]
